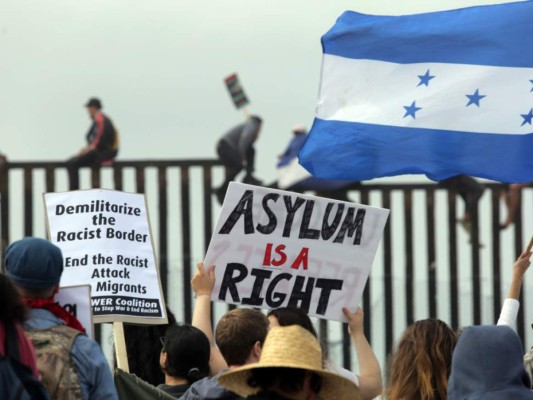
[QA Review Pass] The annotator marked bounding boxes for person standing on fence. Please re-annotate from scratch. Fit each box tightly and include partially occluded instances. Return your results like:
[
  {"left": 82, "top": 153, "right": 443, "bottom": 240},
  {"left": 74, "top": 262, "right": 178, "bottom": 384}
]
[
  {"left": 214, "top": 116, "right": 263, "bottom": 204},
  {"left": 4, "top": 237, "right": 118, "bottom": 400},
  {"left": 66, "top": 97, "right": 119, "bottom": 189}
]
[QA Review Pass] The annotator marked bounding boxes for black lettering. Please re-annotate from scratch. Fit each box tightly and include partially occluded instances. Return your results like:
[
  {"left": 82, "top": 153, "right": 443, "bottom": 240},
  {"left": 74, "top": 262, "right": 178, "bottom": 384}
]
[
  {"left": 219, "top": 190, "right": 255, "bottom": 235},
  {"left": 218, "top": 263, "right": 248, "bottom": 302},
  {"left": 265, "top": 273, "right": 292, "bottom": 308},
  {"left": 299, "top": 200, "right": 320, "bottom": 239},
  {"left": 282, "top": 196, "right": 305, "bottom": 237},
  {"left": 314, "top": 279, "right": 344, "bottom": 315},
  {"left": 321, "top": 203, "right": 344, "bottom": 240},
  {"left": 256, "top": 193, "right": 279, "bottom": 234},
  {"left": 242, "top": 269, "right": 272, "bottom": 306},
  {"left": 333, "top": 207, "right": 366, "bottom": 245},
  {"left": 56, "top": 205, "right": 65, "bottom": 215},
  {"left": 288, "top": 276, "right": 314, "bottom": 313}
]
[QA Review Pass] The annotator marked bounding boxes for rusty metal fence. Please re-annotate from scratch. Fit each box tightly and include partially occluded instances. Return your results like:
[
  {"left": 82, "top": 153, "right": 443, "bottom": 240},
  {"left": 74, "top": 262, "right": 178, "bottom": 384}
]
[{"left": 1, "top": 159, "right": 531, "bottom": 371}]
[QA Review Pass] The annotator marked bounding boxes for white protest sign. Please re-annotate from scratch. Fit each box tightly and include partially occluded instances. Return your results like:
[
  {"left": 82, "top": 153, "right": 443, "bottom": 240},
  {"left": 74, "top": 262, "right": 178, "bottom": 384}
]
[
  {"left": 44, "top": 189, "right": 167, "bottom": 324},
  {"left": 55, "top": 285, "right": 94, "bottom": 340},
  {"left": 205, "top": 182, "right": 389, "bottom": 322}
]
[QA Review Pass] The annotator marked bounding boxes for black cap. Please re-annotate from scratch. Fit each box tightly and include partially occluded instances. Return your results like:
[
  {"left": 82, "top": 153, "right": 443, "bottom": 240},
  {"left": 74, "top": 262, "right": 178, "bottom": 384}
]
[{"left": 85, "top": 97, "right": 102, "bottom": 109}]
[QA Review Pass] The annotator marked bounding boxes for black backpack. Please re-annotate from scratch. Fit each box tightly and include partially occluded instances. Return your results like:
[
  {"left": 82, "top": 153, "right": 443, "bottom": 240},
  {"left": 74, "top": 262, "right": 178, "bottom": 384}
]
[{"left": 0, "top": 322, "right": 50, "bottom": 400}]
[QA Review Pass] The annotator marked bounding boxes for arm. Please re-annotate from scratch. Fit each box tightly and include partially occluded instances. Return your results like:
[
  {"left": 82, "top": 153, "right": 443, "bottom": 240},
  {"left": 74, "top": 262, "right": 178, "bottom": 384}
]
[
  {"left": 237, "top": 121, "right": 258, "bottom": 161},
  {"left": 497, "top": 251, "right": 531, "bottom": 326},
  {"left": 342, "top": 307, "right": 383, "bottom": 400},
  {"left": 191, "top": 262, "right": 228, "bottom": 374},
  {"left": 89, "top": 113, "right": 105, "bottom": 150},
  {"left": 71, "top": 335, "right": 118, "bottom": 400}
]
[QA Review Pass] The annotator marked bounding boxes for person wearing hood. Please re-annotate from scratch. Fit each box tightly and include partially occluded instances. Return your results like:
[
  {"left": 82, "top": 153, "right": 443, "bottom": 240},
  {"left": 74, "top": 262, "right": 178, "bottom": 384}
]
[{"left": 447, "top": 325, "right": 533, "bottom": 400}]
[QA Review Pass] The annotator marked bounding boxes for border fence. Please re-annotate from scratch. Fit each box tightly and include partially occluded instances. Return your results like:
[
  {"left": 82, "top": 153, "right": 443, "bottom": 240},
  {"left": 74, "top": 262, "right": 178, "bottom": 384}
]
[{"left": 1, "top": 159, "right": 532, "bottom": 371}]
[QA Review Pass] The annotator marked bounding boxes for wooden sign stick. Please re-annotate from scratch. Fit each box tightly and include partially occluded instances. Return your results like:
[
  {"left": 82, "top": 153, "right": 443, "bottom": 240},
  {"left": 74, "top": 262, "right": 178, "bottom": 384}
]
[
  {"left": 526, "top": 234, "right": 533, "bottom": 254},
  {"left": 113, "top": 322, "right": 130, "bottom": 372}
]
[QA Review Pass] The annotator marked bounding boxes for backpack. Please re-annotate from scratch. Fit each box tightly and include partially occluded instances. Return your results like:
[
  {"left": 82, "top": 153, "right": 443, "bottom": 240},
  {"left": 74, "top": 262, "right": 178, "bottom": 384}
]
[
  {"left": 0, "top": 322, "right": 50, "bottom": 400},
  {"left": 24, "top": 326, "right": 82, "bottom": 400}
]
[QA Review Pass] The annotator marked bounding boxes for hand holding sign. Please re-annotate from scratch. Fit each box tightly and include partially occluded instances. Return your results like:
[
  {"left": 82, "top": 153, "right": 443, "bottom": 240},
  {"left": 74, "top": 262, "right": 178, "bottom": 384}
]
[
  {"left": 342, "top": 307, "right": 364, "bottom": 336},
  {"left": 192, "top": 262, "right": 216, "bottom": 297}
]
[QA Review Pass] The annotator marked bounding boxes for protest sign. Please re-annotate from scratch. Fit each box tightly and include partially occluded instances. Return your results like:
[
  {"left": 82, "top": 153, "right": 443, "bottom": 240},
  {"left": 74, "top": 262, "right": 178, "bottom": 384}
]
[
  {"left": 55, "top": 285, "right": 94, "bottom": 340},
  {"left": 224, "top": 73, "right": 250, "bottom": 109},
  {"left": 205, "top": 182, "right": 389, "bottom": 322},
  {"left": 44, "top": 189, "right": 167, "bottom": 324}
]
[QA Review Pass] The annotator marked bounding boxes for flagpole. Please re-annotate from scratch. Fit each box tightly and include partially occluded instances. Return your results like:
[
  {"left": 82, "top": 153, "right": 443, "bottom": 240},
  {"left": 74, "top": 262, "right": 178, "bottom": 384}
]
[
  {"left": 113, "top": 322, "right": 130, "bottom": 372},
  {"left": 242, "top": 106, "right": 251, "bottom": 121}
]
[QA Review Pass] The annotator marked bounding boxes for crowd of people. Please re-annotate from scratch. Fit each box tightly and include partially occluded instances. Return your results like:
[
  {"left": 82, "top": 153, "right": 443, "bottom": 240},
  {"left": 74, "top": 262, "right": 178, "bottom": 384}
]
[{"left": 1, "top": 235, "right": 532, "bottom": 399}]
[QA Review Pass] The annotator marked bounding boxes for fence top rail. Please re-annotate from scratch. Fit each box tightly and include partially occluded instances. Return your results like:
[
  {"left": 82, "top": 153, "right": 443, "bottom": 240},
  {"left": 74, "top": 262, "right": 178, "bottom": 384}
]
[
  {"left": 2, "top": 159, "right": 223, "bottom": 169},
  {"left": 0, "top": 159, "right": 517, "bottom": 191}
]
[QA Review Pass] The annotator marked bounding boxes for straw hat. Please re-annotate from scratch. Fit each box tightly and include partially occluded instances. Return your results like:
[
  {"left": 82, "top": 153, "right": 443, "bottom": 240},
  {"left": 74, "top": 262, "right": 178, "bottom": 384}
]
[{"left": 218, "top": 325, "right": 361, "bottom": 400}]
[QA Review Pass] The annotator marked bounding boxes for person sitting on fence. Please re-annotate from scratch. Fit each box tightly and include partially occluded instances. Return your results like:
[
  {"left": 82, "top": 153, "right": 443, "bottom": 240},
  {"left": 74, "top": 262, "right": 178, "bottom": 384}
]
[
  {"left": 4, "top": 237, "right": 118, "bottom": 400},
  {"left": 438, "top": 175, "right": 485, "bottom": 235},
  {"left": 66, "top": 97, "right": 119, "bottom": 189},
  {"left": 267, "top": 306, "right": 382, "bottom": 400},
  {"left": 180, "top": 264, "right": 269, "bottom": 400},
  {"left": 157, "top": 323, "right": 210, "bottom": 398},
  {"left": 384, "top": 319, "right": 458, "bottom": 400},
  {"left": 217, "top": 324, "right": 361, "bottom": 400},
  {"left": 447, "top": 325, "right": 533, "bottom": 400}
]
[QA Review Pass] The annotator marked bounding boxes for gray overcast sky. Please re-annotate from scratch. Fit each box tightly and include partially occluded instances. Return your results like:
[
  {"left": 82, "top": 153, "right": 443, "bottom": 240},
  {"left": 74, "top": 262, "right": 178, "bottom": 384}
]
[{"left": 0, "top": 0, "right": 519, "bottom": 183}]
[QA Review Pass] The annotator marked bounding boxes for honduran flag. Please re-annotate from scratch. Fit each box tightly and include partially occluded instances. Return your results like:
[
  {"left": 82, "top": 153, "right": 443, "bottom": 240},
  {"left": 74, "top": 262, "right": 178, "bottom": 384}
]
[{"left": 298, "top": 2, "right": 533, "bottom": 183}]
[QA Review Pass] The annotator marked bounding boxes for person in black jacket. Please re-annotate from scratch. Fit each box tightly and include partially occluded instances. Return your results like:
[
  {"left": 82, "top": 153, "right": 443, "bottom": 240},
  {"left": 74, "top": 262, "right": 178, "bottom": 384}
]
[
  {"left": 66, "top": 97, "right": 119, "bottom": 189},
  {"left": 215, "top": 116, "right": 263, "bottom": 204}
]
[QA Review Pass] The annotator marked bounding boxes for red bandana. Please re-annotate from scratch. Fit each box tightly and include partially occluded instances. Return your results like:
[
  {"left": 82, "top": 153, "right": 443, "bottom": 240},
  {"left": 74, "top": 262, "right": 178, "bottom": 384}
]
[{"left": 24, "top": 296, "right": 86, "bottom": 334}]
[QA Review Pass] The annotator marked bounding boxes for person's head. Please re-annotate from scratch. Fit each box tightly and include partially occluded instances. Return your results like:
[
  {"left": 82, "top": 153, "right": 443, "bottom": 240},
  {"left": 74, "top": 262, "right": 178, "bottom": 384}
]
[
  {"left": 4, "top": 237, "right": 63, "bottom": 299},
  {"left": 385, "top": 319, "right": 457, "bottom": 400},
  {"left": 0, "top": 273, "right": 27, "bottom": 323},
  {"left": 160, "top": 323, "right": 210, "bottom": 384},
  {"left": 267, "top": 307, "right": 317, "bottom": 337},
  {"left": 215, "top": 308, "right": 269, "bottom": 366},
  {"left": 250, "top": 115, "right": 262, "bottom": 125},
  {"left": 218, "top": 325, "right": 360, "bottom": 400},
  {"left": 85, "top": 97, "right": 102, "bottom": 119},
  {"left": 448, "top": 325, "right": 532, "bottom": 400},
  {"left": 292, "top": 124, "right": 306, "bottom": 136},
  {"left": 268, "top": 307, "right": 329, "bottom": 361}
]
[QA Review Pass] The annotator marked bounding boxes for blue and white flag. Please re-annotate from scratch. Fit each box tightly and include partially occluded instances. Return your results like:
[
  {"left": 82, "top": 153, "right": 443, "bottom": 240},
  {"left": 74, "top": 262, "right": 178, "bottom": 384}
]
[{"left": 299, "top": 2, "right": 533, "bottom": 183}]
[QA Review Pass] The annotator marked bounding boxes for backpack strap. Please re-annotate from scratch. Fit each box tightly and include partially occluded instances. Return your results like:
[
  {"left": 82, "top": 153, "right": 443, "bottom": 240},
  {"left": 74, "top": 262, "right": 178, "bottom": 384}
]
[{"left": 4, "top": 322, "right": 21, "bottom": 362}]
